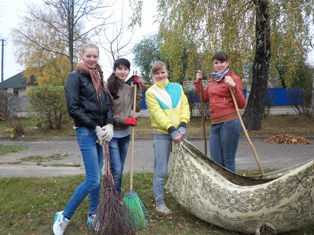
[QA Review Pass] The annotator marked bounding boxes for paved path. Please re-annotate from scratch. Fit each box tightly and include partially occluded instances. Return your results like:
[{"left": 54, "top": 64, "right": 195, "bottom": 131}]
[{"left": 0, "top": 137, "right": 313, "bottom": 177}]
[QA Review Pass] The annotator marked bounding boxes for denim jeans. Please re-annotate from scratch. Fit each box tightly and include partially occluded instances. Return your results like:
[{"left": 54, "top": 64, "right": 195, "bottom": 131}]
[
  {"left": 209, "top": 119, "right": 242, "bottom": 172},
  {"left": 109, "top": 135, "right": 130, "bottom": 194},
  {"left": 63, "top": 127, "right": 104, "bottom": 219}
]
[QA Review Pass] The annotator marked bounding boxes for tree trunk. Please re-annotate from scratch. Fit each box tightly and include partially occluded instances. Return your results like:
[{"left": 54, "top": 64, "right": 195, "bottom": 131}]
[
  {"left": 243, "top": 0, "right": 270, "bottom": 130},
  {"left": 68, "top": 0, "right": 75, "bottom": 72}
]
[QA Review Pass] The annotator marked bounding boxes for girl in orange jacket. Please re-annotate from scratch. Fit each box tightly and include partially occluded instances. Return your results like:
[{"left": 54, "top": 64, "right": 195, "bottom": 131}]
[{"left": 194, "top": 52, "right": 246, "bottom": 172}]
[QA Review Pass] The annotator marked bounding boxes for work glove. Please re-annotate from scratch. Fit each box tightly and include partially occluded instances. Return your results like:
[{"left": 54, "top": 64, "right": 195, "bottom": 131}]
[
  {"left": 125, "top": 117, "right": 138, "bottom": 126},
  {"left": 96, "top": 126, "right": 106, "bottom": 143},
  {"left": 96, "top": 124, "right": 113, "bottom": 143},
  {"left": 126, "top": 75, "right": 142, "bottom": 89},
  {"left": 177, "top": 122, "right": 187, "bottom": 135},
  {"left": 101, "top": 124, "right": 114, "bottom": 142},
  {"left": 168, "top": 126, "right": 182, "bottom": 143}
]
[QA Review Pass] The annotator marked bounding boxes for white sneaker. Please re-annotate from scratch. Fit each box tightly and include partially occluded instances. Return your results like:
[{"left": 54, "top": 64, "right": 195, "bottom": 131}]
[
  {"left": 53, "top": 211, "right": 70, "bottom": 235},
  {"left": 156, "top": 204, "right": 172, "bottom": 215},
  {"left": 87, "top": 214, "right": 100, "bottom": 231}
]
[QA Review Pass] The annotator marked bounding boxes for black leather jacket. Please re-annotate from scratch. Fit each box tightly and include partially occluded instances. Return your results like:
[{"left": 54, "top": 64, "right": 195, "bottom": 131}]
[{"left": 64, "top": 70, "right": 113, "bottom": 130}]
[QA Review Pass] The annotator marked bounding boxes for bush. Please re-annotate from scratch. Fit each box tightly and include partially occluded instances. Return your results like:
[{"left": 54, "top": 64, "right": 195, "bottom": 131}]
[{"left": 27, "top": 86, "right": 70, "bottom": 130}]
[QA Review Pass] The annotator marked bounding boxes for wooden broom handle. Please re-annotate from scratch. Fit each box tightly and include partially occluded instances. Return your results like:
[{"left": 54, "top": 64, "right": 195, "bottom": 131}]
[
  {"left": 229, "top": 87, "right": 264, "bottom": 175},
  {"left": 129, "top": 75, "right": 137, "bottom": 190},
  {"left": 199, "top": 80, "right": 208, "bottom": 155}
]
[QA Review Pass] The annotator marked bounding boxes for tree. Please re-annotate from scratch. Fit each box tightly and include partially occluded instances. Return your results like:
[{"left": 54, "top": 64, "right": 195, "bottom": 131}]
[
  {"left": 132, "top": 34, "right": 161, "bottom": 83},
  {"left": 130, "top": 0, "right": 314, "bottom": 130},
  {"left": 242, "top": 0, "right": 271, "bottom": 130},
  {"left": 12, "top": 0, "right": 112, "bottom": 76},
  {"left": 97, "top": 4, "right": 134, "bottom": 72}
]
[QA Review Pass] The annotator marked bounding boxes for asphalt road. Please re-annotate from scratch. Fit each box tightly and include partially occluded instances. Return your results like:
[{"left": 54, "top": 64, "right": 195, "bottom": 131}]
[{"left": 0, "top": 137, "right": 313, "bottom": 177}]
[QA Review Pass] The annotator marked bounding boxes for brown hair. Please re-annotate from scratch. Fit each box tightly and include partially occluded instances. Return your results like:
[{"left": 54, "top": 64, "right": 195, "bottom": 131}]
[
  {"left": 212, "top": 52, "right": 228, "bottom": 62},
  {"left": 152, "top": 61, "right": 167, "bottom": 74},
  {"left": 107, "top": 58, "right": 131, "bottom": 99}
]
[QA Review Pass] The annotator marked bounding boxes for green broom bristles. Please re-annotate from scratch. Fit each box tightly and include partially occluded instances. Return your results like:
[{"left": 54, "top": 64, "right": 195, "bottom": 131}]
[{"left": 123, "top": 190, "right": 150, "bottom": 229}]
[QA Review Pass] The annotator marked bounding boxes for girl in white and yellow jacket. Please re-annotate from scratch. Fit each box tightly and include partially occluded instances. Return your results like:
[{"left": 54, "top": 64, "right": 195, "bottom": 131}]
[{"left": 146, "top": 61, "right": 190, "bottom": 215}]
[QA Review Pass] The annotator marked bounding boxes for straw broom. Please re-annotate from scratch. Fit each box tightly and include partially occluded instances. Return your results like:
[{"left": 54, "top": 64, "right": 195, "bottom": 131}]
[
  {"left": 93, "top": 141, "right": 135, "bottom": 235},
  {"left": 123, "top": 74, "right": 150, "bottom": 229}
]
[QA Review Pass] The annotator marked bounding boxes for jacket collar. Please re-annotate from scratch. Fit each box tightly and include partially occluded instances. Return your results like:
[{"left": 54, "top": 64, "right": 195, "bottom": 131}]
[{"left": 154, "top": 79, "right": 169, "bottom": 88}]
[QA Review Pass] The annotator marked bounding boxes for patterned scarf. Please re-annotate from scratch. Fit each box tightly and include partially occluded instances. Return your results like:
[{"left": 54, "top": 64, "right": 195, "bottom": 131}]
[
  {"left": 210, "top": 68, "right": 230, "bottom": 82},
  {"left": 76, "top": 63, "right": 102, "bottom": 99}
]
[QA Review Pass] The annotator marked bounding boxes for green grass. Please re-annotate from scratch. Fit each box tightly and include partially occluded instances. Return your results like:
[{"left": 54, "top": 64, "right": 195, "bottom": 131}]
[
  {"left": 1, "top": 115, "right": 314, "bottom": 138},
  {"left": 16, "top": 153, "right": 81, "bottom": 167},
  {"left": 0, "top": 144, "right": 27, "bottom": 156},
  {"left": 20, "top": 153, "right": 69, "bottom": 162},
  {"left": 0, "top": 173, "right": 313, "bottom": 234},
  {"left": 0, "top": 116, "right": 314, "bottom": 234}
]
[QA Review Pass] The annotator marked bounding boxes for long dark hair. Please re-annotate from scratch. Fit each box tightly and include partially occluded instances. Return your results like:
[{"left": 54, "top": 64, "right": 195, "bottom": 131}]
[{"left": 107, "top": 58, "right": 131, "bottom": 99}]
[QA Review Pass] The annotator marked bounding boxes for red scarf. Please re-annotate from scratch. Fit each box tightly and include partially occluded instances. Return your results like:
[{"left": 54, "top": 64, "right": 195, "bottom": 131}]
[{"left": 76, "top": 63, "right": 102, "bottom": 99}]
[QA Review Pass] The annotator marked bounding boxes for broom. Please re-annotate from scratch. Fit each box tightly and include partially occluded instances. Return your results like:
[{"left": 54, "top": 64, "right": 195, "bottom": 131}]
[
  {"left": 123, "top": 73, "right": 150, "bottom": 229},
  {"left": 93, "top": 141, "right": 135, "bottom": 235}
]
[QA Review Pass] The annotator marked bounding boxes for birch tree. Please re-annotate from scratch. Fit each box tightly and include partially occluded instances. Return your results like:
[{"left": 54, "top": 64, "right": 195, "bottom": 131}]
[{"left": 130, "top": 0, "right": 314, "bottom": 130}]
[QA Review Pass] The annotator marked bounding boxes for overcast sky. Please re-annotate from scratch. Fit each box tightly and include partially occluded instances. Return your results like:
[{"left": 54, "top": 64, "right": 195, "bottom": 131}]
[
  {"left": 1, "top": 1, "right": 313, "bottom": 81},
  {"left": 0, "top": 0, "right": 158, "bottom": 81}
]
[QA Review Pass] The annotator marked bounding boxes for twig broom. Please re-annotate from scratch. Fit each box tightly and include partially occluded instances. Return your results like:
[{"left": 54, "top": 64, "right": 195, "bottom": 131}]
[
  {"left": 93, "top": 141, "right": 135, "bottom": 235},
  {"left": 123, "top": 74, "right": 150, "bottom": 229}
]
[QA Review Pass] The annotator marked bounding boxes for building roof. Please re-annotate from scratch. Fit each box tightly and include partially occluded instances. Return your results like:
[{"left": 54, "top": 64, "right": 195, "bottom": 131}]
[{"left": 0, "top": 72, "right": 36, "bottom": 89}]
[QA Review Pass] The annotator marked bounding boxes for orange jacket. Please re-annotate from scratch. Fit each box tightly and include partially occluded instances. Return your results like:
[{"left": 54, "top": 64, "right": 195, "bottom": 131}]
[{"left": 194, "top": 70, "right": 246, "bottom": 121}]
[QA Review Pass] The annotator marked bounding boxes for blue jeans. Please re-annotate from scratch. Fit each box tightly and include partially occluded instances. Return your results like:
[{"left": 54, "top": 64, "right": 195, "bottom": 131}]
[
  {"left": 109, "top": 135, "right": 130, "bottom": 194},
  {"left": 63, "top": 127, "right": 104, "bottom": 219},
  {"left": 209, "top": 119, "right": 242, "bottom": 172}
]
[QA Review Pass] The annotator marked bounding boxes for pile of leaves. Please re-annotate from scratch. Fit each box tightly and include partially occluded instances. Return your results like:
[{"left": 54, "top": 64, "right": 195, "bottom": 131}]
[{"left": 264, "top": 134, "right": 312, "bottom": 145}]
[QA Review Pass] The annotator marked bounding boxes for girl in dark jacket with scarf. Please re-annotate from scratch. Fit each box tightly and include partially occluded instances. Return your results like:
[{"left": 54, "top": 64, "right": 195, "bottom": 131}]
[{"left": 53, "top": 43, "right": 114, "bottom": 235}]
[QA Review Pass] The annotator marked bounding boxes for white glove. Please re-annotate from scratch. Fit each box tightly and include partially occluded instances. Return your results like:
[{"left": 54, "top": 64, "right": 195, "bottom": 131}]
[
  {"left": 224, "top": 76, "right": 235, "bottom": 87},
  {"left": 96, "top": 126, "right": 106, "bottom": 143},
  {"left": 101, "top": 124, "right": 114, "bottom": 142}
]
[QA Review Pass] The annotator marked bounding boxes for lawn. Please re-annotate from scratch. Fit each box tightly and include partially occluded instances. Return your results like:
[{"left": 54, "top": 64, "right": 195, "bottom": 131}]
[
  {"left": 1, "top": 173, "right": 314, "bottom": 235},
  {"left": 1, "top": 115, "right": 314, "bottom": 139},
  {"left": 0, "top": 115, "right": 314, "bottom": 234}
]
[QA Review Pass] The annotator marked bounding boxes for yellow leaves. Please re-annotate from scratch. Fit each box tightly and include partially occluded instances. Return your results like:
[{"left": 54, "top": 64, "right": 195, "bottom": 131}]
[
  {"left": 23, "top": 56, "right": 70, "bottom": 86},
  {"left": 264, "top": 134, "right": 312, "bottom": 145}
]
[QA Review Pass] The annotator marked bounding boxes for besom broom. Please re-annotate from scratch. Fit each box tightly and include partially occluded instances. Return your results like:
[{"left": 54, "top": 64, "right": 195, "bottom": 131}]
[
  {"left": 93, "top": 141, "right": 135, "bottom": 235},
  {"left": 123, "top": 74, "right": 150, "bottom": 229}
]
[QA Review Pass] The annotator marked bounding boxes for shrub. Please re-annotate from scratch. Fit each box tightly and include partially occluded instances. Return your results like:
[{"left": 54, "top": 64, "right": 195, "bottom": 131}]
[{"left": 27, "top": 86, "right": 70, "bottom": 130}]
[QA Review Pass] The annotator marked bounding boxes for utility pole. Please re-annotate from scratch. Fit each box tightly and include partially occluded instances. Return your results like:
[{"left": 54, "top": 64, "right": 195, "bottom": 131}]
[{"left": 1, "top": 38, "right": 5, "bottom": 83}]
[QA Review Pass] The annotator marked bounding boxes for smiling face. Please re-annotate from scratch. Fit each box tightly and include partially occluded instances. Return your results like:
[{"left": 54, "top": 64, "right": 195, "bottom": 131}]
[
  {"left": 152, "top": 66, "right": 169, "bottom": 82},
  {"left": 114, "top": 64, "right": 130, "bottom": 81},
  {"left": 213, "top": 59, "right": 229, "bottom": 73},
  {"left": 80, "top": 47, "right": 99, "bottom": 69}
]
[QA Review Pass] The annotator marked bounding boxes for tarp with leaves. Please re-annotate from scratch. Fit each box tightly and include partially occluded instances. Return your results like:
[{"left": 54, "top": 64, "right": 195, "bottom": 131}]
[{"left": 166, "top": 140, "right": 314, "bottom": 234}]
